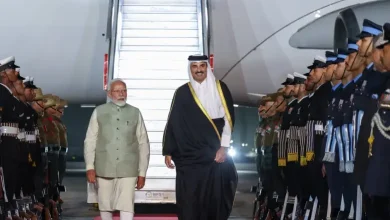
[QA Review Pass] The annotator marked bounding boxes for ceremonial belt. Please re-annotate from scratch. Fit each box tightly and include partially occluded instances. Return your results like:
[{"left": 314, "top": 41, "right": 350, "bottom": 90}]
[
  {"left": 60, "top": 146, "right": 68, "bottom": 155},
  {"left": 305, "top": 120, "right": 324, "bottom": 162},
  {"left": 47, "top": 144, "right": 60, "bottom": 152},
  {"left": 41, "top": 146, "right": 49, "bottom": 154},
  {"left": 24, "top": 130, "right": 36, "bottom": 142},
  {"left": 17, "top": 130, "right": 26, "bottom": 141},
  {"left": 0, "top": 126, "right": 19, "bottom": 137},
  {"left": 287, "top": 126, "right": 299, "bottom": 162}
]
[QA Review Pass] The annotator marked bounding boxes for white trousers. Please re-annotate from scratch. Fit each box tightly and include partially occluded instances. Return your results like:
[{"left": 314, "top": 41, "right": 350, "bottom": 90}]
[
  {"left": 97, "top": 177, "right": 137, "bottom": 212},
  {"left": 101, "top": 211, "right": 134, "bottom": 220}
]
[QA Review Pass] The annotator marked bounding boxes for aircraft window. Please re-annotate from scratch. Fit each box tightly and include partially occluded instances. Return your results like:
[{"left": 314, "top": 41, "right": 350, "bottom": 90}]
[
  {"left": 123, "top": 13, "right": 197, "bottom": 22},
  {"left": 123, "top": 79, "right": 188, "bottom": 89},
  {"left": 121, "top": 37, "right": 199, "bottom": 46},
  {"left": 144, "top": 121, "right": 168, "bottom": 132},
  {"left": 122, "top": 21, "right": 198, "bottom": 30},
  {"left": 122, "top": 29, "right": 199, "bottom": 38},
  {"left": 126, "top": 89, "right": 175, "bottom": 100},
  {"left": 127, "top": 99, "right": 172, "bottom": 110}
]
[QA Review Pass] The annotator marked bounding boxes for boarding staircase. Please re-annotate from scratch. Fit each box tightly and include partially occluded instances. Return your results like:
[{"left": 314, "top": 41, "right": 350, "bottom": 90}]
[{"left": 111, "top": 0, "right": 206, "bottom": 203}]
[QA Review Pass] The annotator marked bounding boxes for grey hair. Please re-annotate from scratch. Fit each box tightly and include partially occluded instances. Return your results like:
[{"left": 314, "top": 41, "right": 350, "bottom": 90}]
[{"left": 108, "top": 78, "right": 127, "bottom": 91}]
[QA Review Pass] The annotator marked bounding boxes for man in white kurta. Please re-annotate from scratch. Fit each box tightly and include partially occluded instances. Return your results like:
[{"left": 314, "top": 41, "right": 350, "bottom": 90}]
[{"left": 84, "top": 79, "right": 150, "bottom": 220}]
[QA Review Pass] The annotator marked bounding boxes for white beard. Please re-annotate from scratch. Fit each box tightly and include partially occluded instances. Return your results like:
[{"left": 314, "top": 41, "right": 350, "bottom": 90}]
[{"left": 112, "top": 100, "right": 126, "bottom": 107}]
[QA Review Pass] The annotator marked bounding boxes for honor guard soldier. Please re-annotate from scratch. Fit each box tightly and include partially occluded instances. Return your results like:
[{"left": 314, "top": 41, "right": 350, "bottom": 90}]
[
  {"left": 41, "top": 94, "right": 60, "bottom": 219},
  {"left": 287, "top": 72, "right": 312, "bottom": 219},
  {"left": 363, "top": 22, "right": 390, "bottom": 220},
  {"left": 253, "top": 95, "right": 272, "bottom": 220},
  {"left": 332, "top": 39, "right": 361, "bottom": 219},
  {"left": 52, "top": 98, "right": 68, "bottom": 205},
  {"left": 304, "top": 55, "right": 331, "bottom": 219},
  {"left": 256, "top": 94, "right": 275, "bottom": 219},
  {"left": 277, "top": 73, "right": 296, "bottom": 168},
  {"left": 350, "top": 19, "right": 385, "bottom": 220},
  {"left": 262, "top": 92, "right": 286, "bottom": 219},
  {"left": 280, "top": 73, "right": 303, "bottom": 219},
  {"left": 256, "top": 96, "right": 272, "bottom": 180},
  {"left": 30, "top": 87, "right": 48, "bottom": 208},
  {"left": 0, "top": 56, "right": 26, "bottom": 219},
  {"left": 321, "top": 49, "right": 345, "bottom": 219},
  {"left": 380, "top": 23, "right": 390, "bottom": 71}
]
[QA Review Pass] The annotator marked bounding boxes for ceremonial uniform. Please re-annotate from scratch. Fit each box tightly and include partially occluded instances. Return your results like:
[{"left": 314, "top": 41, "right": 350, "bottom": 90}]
[
  {"left": 362, "top": 22, "right": 390, "bottom": 220},
  {"left": 42, "top": 108, "right": 61, "bottom": 200},
  {"left": 34, "top": 95, "right": 49, "bottom": 202},
  {"left": 289, "top": 91, "right": 311, "bottom": 211},
  {"left": 53, "top": 113, "right": 67, "bottom": 185},
  {"left": 321, "top": 50, "right": 348, "bottom": 218},
  {"left": 305, "top": 58, "right": 331, "bottom": 214},
  {"left": 278, "top": 97, "right": 298, "bottom": 195},
  {"left": 352, "top": 20, "right": 386, "bottom": 189},
  {"left": 0, "top": 57, "right": 23, "bottom": 213}
]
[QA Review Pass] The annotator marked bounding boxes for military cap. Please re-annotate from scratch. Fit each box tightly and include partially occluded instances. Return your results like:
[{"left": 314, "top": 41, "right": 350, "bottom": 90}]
[
  {"left": 325, "top": 51, "right": 338, "bottom": 65},
  {"left": 42, "top": 94, "right": 56, "bottom": 108},
  {"left": 23, "top": 76, "right": 38, "bottom": 89},
  {"left": 266, "top": 92, "right": 279, "bottom": 101},
  {"left": 281, "top": 74, "right": 294, "bottom": 85},
  {"left": 335, "top": 48, "right": 348, "bottom": 63},
  {"left": 57, "top": 99, "right": 68, "bottom": 109},
  {"left": 376, "top": 23, "right": 390, "bottom": 49},
  {"left": 357, "top": 19, "right": 382, "bottom": 39},
  {"left": 347, "top": 38, "right": 359, "bottom": 54},
  {"left": 293, "top": 72, "right": 306, "bottom": 84},
  {"left": 307, "top": 55, "right": 327, "bottom": 70},
  {"left": 52, "top": 96, "right": 62, "bottom": 109},
  {"left": 33, "top": 88, "right": 44, "bottom": 101},
  {"left": 0, "top": 56, "right": 19, "bottom": 72}
]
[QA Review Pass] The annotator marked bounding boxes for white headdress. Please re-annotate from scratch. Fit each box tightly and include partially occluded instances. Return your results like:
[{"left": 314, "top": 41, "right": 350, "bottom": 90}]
[{"left": 187, "top": 55, "right": 223, "bottom": 119}]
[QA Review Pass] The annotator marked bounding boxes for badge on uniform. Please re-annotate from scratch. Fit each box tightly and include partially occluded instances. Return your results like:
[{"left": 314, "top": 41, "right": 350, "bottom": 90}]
[
  {"left": 288, "top": 107, "right": 293, "bottom": 114},
  {"left": 297, "top": 108, "right": 301, "bottom": 115},
  {"left": 338, "top": 100, "right": 344, "bottom": 110}
]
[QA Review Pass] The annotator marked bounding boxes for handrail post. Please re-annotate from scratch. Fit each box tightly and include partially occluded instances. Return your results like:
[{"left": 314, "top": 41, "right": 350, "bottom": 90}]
[
  {"left": 200, "top": 0, "right": 211, "bottom": 56},
  {"left": 107, "top": 0, "right": 121, "bottom": 86}
]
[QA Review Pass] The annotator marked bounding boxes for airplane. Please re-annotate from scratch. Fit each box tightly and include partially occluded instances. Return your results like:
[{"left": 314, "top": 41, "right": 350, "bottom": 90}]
[{"left": 1, "top": 0, "right": 389, "bottom": 207}]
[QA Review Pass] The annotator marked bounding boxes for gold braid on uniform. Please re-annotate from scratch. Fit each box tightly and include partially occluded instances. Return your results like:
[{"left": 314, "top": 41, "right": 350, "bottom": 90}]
[{"left": 369, "top": 111, "right": 390, "bottom": 157}]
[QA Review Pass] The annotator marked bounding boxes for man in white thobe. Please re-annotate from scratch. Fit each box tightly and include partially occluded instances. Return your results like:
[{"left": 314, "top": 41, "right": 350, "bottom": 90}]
[{"left": 84, "top": 79, "right": 150, "bottom": 220}]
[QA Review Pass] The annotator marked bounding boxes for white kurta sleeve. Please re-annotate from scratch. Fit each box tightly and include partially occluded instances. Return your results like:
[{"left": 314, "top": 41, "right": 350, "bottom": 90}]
[
  {"left": 137, "top": 112, "right": 150, "bottom": 177},
  {"left": 84, "top": 109, "right": 99, "bottom": 171},
  {"left": 221, "top": 115, "right": 232, "bottom": 148}
]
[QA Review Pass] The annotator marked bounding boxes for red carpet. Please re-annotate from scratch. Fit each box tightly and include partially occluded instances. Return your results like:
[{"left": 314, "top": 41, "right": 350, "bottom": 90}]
[{"left": 94, "top": 214, "right": 178, "bottom": 220}]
